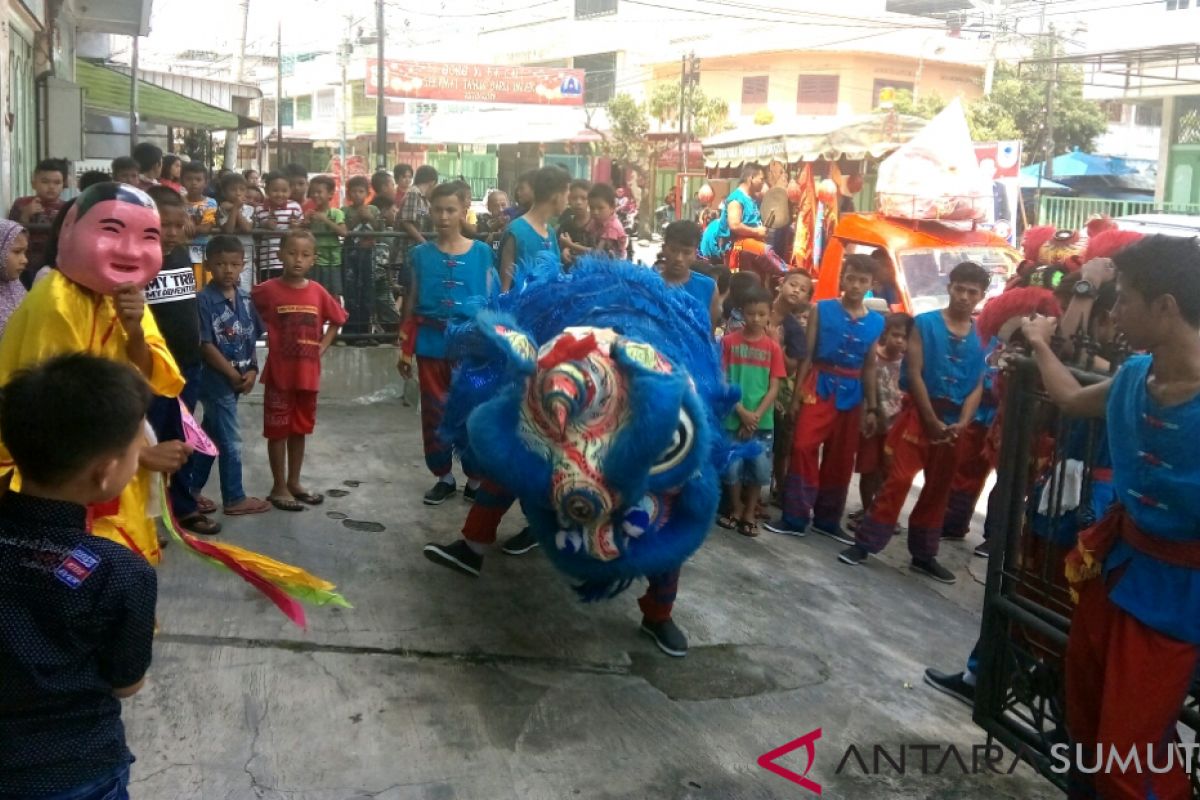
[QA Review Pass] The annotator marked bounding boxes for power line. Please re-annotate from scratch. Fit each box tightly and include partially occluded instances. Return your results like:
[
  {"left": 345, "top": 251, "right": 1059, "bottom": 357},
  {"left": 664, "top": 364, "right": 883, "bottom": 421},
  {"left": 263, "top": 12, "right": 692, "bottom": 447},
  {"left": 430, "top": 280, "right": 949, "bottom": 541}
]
[{"left": 384, "top": 0, "right": 558, "bottom": 16}]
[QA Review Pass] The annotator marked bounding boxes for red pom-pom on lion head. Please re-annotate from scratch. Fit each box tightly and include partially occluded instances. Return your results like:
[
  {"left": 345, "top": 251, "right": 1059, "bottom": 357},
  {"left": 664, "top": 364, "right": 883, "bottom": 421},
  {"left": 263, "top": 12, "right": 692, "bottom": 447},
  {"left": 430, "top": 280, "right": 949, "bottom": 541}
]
[
  {"left": 977, "top": 286, "right": 1063, "bottom": 343},
  {"left": 1083, "top": 229, "right": 1143, "bottom": 263}
]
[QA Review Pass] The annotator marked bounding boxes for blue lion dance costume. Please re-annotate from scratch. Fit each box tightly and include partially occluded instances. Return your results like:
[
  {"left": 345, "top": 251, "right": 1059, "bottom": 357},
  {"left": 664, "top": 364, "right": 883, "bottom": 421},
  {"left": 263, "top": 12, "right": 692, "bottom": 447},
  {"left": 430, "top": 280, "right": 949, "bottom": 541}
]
[{"left": 427, "top": 255, "right": 738, "bottom": 646}]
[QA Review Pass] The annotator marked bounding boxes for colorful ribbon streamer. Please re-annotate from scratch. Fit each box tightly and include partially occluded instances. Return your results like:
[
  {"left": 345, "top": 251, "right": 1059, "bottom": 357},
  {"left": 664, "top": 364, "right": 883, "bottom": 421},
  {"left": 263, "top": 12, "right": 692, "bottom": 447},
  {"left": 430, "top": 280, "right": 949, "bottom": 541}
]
[{"left": 156, "top": 475, "right": 351, "bottom": 628}]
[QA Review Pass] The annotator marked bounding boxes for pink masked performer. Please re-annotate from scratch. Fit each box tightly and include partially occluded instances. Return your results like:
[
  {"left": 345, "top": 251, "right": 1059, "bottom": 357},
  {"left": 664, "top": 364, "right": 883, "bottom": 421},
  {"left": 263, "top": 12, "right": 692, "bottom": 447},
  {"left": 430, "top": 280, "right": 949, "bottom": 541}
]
[{"left": 0, "top": 182, "right": 184, "bottom": 563}]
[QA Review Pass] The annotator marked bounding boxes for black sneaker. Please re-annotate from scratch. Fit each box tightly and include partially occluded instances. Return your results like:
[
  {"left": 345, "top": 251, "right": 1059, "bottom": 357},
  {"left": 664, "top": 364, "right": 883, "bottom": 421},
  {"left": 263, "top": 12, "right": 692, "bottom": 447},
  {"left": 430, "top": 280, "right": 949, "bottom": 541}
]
[
  {"left": 923, "top": 668, "right": 976, "bottom": 708},
  {"left": 640, "top": 617, "right": 689, "bottom": 657},
  {"left": 911, "top": 557, "right": 957, "bottom": 584},
  {"left": 974, "top": 540, "right": 990, "bottom": 558},
  {"left": 463, "top": 483, "right": 478, "bottom": 503},
  {"left": 501, "top": 527, "right": 540, "bottom": 555},
  {"left": 423, "top": 480, "right": 457, "bottom": 506},
  {"left": 838, "top": 544, "right": 869, "bottom": 565},
  {"left": 763, "top": 518, "right": 808, "bottom": 537},
  {"left": 810, "top": 522, "right": 856, "bottom": 545},
  {"left": 423, "top": 540, "right": 482, "bottom": 576}
]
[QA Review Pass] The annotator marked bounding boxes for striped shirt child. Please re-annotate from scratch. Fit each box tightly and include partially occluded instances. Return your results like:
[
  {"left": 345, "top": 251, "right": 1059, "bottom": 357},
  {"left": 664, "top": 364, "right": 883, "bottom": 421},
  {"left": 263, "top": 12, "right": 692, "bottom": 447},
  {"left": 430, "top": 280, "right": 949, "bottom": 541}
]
[{"left": 252, "top": 201, "right": 303, "bottom": 280}]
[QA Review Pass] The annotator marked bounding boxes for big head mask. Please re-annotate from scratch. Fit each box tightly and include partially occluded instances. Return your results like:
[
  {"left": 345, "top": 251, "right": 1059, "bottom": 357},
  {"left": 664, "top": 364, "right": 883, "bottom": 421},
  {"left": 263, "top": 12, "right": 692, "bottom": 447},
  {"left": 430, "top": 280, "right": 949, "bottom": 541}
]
[{"left": 57, "top": 182, "right": 162, "bottom": 294}]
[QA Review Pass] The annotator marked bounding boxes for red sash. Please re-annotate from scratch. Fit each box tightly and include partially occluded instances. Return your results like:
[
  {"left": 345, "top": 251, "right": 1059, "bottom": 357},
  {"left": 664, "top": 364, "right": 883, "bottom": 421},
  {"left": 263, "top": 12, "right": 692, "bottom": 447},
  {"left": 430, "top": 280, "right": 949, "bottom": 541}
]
[{"left": 1065, "top": 506, "right": 1200, "bottom": 600}]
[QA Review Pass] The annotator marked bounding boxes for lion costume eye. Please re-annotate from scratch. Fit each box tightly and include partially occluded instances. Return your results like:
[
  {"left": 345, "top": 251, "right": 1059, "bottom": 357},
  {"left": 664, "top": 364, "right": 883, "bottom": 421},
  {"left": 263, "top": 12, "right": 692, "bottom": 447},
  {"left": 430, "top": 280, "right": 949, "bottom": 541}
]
[{"left": 650, "top": 410, "right": 694, "bottom": 475}]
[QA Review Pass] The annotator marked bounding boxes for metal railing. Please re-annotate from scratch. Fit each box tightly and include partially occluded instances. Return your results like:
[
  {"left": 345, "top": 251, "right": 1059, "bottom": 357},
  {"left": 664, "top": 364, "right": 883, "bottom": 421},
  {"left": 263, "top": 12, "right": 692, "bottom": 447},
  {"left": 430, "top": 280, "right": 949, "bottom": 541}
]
[
  {"left": 974, "top": 353, "right": 1200, "bottom": 796},
  {"left": 1037, "top": 195, "right": 1200, "bottom": 231}
]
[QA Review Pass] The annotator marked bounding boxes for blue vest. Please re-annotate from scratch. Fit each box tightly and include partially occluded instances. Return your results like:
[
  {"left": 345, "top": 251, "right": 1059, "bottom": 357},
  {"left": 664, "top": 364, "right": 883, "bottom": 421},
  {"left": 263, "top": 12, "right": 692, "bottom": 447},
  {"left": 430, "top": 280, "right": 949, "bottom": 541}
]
[
  {"left": 716, "top": 188, "right": 761, "bottom": 250},
  {"left": 1103, "top": 354, "right": 1200, "bottom": 643},
  {"left": 503, "top": 217, "right": 559, "bottom": 292},
  {"left": 811, "top": 299, "right": 885, "bottom": 411},
  {"left": 903, "top": 310, "right": 984, "bottom": 423},
  {"left": 412, "top": 240, "right": 497, "bottom": 359}
]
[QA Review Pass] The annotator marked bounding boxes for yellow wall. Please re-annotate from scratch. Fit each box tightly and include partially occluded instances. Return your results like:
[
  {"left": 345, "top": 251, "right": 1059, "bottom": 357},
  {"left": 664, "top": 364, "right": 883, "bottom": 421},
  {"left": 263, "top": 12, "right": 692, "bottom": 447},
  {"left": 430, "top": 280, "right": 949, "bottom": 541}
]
[{"left": 652, "top": 51, "right": 982, "bottom": 122}]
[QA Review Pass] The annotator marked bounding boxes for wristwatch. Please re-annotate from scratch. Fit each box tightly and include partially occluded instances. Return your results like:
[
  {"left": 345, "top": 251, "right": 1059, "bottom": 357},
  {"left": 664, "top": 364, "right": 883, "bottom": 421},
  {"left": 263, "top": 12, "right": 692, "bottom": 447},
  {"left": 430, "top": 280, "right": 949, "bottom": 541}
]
[{"left": 1073, "top": 278, "right": 1099, "bottom": 299}]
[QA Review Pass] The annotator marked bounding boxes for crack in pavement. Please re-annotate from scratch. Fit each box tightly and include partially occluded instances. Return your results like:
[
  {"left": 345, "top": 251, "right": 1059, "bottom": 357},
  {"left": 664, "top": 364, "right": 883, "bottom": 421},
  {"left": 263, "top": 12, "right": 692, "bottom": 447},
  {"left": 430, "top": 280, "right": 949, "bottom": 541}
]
[
  {"left": 243, "top": 694, "right": 271, "bottom": 797},
  {"left": 157, "top": 631, "right": 632, "bottom": 677}
]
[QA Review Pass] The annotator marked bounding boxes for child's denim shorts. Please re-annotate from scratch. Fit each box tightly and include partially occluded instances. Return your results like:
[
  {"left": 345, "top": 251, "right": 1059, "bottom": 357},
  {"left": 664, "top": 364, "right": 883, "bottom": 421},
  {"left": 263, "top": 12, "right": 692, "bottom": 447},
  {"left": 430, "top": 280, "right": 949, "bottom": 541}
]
[{"left": 723, "top": 430, "right": 774, "bottom": 487}]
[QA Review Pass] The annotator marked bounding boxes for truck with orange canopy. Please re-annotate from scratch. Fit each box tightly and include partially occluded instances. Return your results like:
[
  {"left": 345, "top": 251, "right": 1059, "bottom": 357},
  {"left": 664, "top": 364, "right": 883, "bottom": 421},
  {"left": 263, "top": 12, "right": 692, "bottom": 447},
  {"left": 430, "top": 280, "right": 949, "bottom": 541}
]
[{"left": 812, "top": 213, "right": 1019, "bottom": 315}]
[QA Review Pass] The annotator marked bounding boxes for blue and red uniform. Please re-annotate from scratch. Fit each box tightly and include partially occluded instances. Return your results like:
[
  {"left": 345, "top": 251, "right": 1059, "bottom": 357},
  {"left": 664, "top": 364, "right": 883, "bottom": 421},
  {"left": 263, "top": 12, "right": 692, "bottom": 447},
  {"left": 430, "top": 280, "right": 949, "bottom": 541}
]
[
  {"left": 1065, "top": 354, "right": 1200, "bottom": 800},
  {"left": 410, "top": 240, "right": 497, "bottom": 478},
  {"left": 856, "top": 310, "right": 984, "bottom": 560},
  {"left": 942, "top": 337, "right": 1001, "bottom": 539},
  {"left": 780, "top": 299, "right": 884, "bottom": 531}
]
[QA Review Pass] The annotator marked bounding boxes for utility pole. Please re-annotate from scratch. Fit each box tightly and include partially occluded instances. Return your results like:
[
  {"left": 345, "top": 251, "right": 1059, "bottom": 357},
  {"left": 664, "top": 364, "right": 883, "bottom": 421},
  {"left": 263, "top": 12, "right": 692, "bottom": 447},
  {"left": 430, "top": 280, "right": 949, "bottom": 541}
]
[
  {"left": 340, "top": 19, "right": 351, "bottom": 202},
  {"left": 1033, "top": 2, "right": 1052, "bottom": 217},
  {"left": 225, "top": 0, "right": 251, "bottom": 168},
  {"left": 129, "top": 35, "right": 139, "bottom": 150},
  {"left": 983, "top": 0, "right": 1002, "bottom": 95},
  {"left": 677, "top": 54, "right": 687, "bottom": 173},
  {"left": 375, "top": 0, "right": 387, "bottom": 171},
  {"left": 275, "top": 20, "right": 283, "bottom": 171}
]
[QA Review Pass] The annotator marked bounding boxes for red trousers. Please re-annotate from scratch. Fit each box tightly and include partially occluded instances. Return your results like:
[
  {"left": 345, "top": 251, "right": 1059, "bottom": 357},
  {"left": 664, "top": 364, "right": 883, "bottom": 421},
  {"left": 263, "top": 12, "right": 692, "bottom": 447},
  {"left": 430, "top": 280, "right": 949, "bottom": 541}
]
[
  {"left": 941, "top": 421, "right": 994, "bottom": 539},
  {"left": 460, "top": 479, "right": 680, "bottom": 621},
  {"left": 855, "top": 405, "right": 963, "bottom": 560},
  {"left": 781, "top": 395, "right": 861, "bottom": 530},
  {"left": 1066, "top": 578, "right": 1198, "bottom": 800},
  {"left": 418, "top": 357, "right": 457, "bottom": 478}
]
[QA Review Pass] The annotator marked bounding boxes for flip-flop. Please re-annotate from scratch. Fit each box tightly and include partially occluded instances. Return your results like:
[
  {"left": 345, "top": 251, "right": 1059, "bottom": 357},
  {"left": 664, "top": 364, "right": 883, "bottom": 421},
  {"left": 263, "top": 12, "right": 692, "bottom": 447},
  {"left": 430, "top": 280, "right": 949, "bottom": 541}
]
[
  {"left": 737, "top": 520, "right": 759, "bottom": 538},
  {"left": 179, "top": 513, "right": 222, "bottom": 536},
  {"left": 291, "top": 491, "right": 324, "bottom": 506},
  {"left": 224, "top": 497, "right": 272, "bottom": 516},
  {"left": 195, "top": 495, "right": 218, "bottom": 514},
  {"left": 268, "top": 496, "right": 306, "bottom": 512},
  {"left": 717, "top": 514, "right": 737, "bottom": 530}
]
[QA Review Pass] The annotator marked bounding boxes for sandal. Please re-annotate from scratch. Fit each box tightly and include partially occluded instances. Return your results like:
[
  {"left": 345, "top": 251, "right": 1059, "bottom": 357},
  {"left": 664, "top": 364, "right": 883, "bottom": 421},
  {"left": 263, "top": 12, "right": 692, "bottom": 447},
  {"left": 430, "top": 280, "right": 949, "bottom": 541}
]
[
  {"left": 195, "top": 494, "right": 218, "bottom": 514},
  {"left": 290, "top": 491, "right": 324, "bottom": 506},
  {"left": 737, "top": 520, "right": 759, "bottom": 538},
  {"left": 268, "top": 495, "right": 306, "bottom": 512},
  {"left": 224, "top": 497, "right": 272, "bottom": 516},
  {"left": 179, "top": 513, "right": 222, "bottom": 536},
  {"left": 717, "top": 514, "right": 737, "bottom": 530}
]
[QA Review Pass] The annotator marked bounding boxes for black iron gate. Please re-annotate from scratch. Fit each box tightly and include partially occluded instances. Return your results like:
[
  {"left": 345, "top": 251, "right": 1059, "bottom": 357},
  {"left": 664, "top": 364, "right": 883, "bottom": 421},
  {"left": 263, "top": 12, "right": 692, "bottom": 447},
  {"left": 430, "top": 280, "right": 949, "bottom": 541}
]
[{"left": 973, "top": 354, "right": 1200, "bottom": 795}]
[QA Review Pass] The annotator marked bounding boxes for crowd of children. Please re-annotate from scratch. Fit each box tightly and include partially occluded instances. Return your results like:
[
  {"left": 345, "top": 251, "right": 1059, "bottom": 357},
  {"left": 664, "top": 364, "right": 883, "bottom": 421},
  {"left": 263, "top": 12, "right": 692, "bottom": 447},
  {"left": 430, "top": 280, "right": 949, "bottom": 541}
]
[{"left": 1, "top": 148, "right": 1116, "bottom": 798}]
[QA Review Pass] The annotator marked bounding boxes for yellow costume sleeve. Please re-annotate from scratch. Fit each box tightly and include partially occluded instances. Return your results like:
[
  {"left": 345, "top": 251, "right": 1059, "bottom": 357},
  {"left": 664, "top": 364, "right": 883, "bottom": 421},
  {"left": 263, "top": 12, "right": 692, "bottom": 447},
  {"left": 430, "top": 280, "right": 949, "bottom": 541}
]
[{"left": 0, "top": 271, "right": 184, "bottom": 565}]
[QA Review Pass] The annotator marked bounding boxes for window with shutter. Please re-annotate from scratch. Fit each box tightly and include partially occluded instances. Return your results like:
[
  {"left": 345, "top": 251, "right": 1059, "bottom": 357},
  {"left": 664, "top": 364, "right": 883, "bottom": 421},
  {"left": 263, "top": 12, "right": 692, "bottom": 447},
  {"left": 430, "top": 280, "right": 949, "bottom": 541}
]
[
  {"left": 796, "top": 74, "right": 839, "bottom": 115},
  {"left": 741, "top": 76, "right": 769, "bottom": 113}
]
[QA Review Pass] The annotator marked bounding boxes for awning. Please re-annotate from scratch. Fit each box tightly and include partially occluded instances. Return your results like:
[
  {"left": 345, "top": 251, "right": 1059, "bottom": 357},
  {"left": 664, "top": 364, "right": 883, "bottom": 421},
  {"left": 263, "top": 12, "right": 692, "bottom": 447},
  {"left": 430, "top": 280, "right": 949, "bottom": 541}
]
[
  {"left": 702, "top": 114, "right": 930, "bottom": 168},
  {"left": 77, "top": 60, "right": 240, "bottom": 130}
]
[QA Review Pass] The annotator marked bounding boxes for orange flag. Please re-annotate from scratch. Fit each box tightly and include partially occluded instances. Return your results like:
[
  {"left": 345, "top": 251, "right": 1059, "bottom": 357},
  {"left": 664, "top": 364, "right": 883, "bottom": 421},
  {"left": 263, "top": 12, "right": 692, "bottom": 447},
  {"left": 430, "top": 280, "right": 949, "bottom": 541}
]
[{"left": 791, "top": 164, "right": 816, "bottom": 272}]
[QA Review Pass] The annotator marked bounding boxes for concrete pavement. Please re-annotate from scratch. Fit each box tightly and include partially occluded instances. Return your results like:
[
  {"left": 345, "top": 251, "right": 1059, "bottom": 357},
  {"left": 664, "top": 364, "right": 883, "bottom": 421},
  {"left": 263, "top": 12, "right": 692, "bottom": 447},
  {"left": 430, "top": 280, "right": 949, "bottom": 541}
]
[{"left": 124, "top": 347, "right": 1057, "bottom": 800}]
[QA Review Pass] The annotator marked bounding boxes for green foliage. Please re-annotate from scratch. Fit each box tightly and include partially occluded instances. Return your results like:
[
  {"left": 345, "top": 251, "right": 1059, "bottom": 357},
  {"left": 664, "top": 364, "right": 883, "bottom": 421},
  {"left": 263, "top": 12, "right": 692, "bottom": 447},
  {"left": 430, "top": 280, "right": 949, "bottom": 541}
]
[
  {"left": 881, "top": 48, "right": 1107, "bottom": 164},
  {"left": 589, "top": 85, "right": 729, "bottom": 169}
]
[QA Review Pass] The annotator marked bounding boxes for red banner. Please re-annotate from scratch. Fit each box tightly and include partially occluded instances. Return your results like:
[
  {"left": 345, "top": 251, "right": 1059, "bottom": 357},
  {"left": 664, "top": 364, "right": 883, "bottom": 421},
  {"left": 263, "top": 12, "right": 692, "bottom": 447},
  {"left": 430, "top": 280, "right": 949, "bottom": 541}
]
[{"left": 365, "top": 59, "right": 585, "bottom": 106}]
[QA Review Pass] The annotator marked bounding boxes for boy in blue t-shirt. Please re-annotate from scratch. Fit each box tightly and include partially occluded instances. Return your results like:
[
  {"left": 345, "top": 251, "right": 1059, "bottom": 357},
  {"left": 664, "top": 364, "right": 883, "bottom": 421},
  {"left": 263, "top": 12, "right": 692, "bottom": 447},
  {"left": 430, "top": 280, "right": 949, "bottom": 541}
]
[{"left": 657, "top": 220, "right": 720, "bottom": 333}]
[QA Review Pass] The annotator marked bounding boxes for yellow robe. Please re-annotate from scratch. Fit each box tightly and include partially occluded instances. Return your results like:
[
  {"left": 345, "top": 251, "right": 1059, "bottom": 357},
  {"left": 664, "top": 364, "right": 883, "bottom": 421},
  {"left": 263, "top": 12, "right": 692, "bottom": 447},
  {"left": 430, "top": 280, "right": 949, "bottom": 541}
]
[{"left": 0, "top": 270, "right": 184, "bottom": 564}]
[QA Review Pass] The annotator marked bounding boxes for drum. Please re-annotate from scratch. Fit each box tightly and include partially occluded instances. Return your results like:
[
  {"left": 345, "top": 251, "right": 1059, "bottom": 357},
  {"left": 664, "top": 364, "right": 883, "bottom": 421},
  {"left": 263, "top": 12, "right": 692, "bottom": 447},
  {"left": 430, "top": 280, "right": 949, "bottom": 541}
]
[{"left": 759, "top": 186, "right": 791, "bottom": 231}]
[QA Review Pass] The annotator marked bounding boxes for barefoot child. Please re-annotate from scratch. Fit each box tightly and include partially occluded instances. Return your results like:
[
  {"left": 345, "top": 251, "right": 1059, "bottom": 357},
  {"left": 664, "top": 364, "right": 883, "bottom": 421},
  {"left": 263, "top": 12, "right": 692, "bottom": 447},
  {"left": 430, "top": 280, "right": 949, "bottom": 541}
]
[
  {"left": 850, "top": 312, "right": 911, "bottom": 527},
  {"left": 719, "top": 286, "right": 786, "bottom": 537},
  {"left": 252, "top": 230, "right": 348, "bottom": 511},
  {"left": 398, "top": 182, "right": 498, "bottom": 505}
]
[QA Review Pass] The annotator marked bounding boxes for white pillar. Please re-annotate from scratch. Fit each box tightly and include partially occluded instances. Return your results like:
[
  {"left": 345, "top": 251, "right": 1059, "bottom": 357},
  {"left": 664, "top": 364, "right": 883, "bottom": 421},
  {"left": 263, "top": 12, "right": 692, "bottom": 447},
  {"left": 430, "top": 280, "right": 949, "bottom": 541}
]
[{"left": 1156, "top": 96, "right": 1175, "bottom": 204}]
